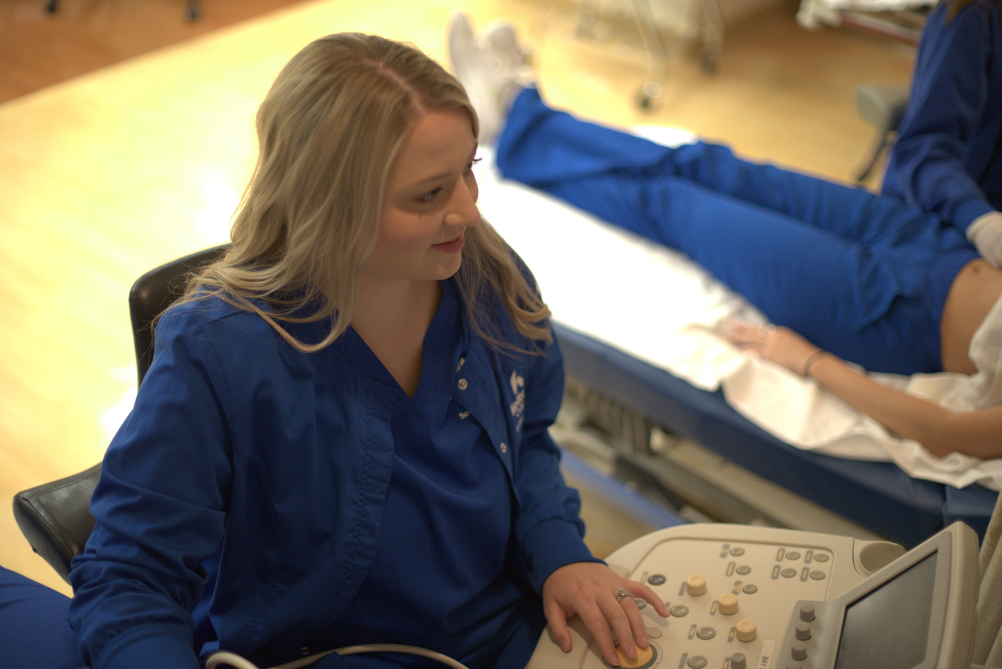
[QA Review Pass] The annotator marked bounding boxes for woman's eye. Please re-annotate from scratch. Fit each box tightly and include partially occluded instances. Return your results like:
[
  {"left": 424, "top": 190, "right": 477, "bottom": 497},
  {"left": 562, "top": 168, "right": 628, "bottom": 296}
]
[
  {"left": 417, "top": 188, "right": 442, "bottom": 203},
  {"left": 465, "top": 157, "right": 483, "bottom": 173}
]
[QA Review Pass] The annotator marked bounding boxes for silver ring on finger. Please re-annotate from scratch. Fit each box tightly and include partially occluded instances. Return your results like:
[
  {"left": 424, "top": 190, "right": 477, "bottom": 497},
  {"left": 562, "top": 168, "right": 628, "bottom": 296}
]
[{"left": 615, "top": 587, "right": 630, "bottom": 603}]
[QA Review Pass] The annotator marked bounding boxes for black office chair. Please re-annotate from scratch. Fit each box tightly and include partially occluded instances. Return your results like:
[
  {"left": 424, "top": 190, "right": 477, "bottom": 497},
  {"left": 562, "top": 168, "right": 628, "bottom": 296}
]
[
  {"left": 12, "top": 245, "right": 229, "bottom": 583},
  {"left": 854, "top": 83, "right": 910, "bottom": 183}
]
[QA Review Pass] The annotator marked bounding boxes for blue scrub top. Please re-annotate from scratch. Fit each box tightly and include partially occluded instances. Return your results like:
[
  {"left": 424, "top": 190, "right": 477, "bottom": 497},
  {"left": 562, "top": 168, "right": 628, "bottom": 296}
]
[
  {"left": 317, "top": 279, "right": 539, "bottom": 667},
  {"left": 70, "top": 270, "right": 587, "bottom": 669},
  {"left": 882, "top": 0, "right": 1002, "bottom": 230}
]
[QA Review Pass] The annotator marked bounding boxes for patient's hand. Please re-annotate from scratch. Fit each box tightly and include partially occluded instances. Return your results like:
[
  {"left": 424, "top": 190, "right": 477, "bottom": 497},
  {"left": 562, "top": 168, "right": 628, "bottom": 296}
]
[{"left": 727, "top": 321, "right": 823, "bottom": 377}]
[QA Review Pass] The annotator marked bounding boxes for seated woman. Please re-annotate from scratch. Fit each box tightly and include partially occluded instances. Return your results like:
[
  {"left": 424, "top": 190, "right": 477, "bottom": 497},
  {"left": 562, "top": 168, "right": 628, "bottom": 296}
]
[
  {"left": 448, "top": 13, "right": 1002, "bottom": 461},
  {"left": 0, "top": 32, "right": 668, "bottom": 669},
  {"left": 881, "top": 0, "right": 1002, "bottom": 268}
]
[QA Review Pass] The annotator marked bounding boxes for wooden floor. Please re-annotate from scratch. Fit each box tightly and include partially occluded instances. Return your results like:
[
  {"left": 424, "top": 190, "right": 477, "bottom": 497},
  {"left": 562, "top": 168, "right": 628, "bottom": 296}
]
[
  {"left": 0, "top": 0, "right": 915, "bottom": 595},
  {"left": 0, "top": 0, "right": 309, "bottom": 103}
]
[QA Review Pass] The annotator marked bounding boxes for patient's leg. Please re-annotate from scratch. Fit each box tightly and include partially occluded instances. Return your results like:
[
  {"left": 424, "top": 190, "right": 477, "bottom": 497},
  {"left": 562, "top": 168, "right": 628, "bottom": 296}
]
[
  {"left": 495, "top": 88, "right": 958, "bottom": 373},
  {"left": 0, "top": 566, "right": 82, "bottom": 668},
  {"left": 496, "top": 88, "right": 940, "bottom": 252}
]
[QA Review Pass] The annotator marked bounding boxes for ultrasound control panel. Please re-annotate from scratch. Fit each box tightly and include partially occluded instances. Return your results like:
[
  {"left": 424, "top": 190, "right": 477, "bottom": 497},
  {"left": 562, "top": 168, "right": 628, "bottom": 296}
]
[{"left": 525, "top": 523, "right": 978, "bottom": 669}]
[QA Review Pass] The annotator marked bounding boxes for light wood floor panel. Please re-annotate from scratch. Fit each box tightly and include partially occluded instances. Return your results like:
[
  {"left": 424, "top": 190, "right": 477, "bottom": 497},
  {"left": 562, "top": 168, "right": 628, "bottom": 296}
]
[
  {"left": 1, "top": 0, "right": 913, "bottom": 595},
  {"left": 0, "top": 0, "right": 308, "bottom": 103}
]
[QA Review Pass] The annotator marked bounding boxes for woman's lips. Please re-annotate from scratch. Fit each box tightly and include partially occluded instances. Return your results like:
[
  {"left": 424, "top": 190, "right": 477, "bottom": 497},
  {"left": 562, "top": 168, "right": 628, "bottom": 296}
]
[{"left": 432, "top": 235, "right": 465, "bottom": 254}]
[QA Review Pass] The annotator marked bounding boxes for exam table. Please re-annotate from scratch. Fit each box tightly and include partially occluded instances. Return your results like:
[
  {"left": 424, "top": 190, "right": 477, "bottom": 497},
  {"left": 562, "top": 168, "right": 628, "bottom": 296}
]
[{"left": 476, "top": 142, "right": 999, "bottom": 550}]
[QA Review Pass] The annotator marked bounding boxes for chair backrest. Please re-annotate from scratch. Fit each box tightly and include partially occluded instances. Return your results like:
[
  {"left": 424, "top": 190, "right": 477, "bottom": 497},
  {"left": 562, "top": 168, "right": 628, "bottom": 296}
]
[
  {"left": 13, "top": 244, "right": 229, "bottom": 583},
  {"left": 129, "top": 244, "right": 229, "bottom": 386}
]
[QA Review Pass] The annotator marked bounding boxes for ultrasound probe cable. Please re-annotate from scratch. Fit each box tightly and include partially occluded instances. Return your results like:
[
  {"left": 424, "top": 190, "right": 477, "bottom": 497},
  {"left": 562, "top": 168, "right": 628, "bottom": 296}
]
[{"left": 206, "top": 644, "right": 472, "bottom": 669}]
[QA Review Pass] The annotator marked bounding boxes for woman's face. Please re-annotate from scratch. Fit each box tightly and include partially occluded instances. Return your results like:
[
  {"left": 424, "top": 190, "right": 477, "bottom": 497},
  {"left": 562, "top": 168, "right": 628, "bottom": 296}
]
[{"left": 360, "top": 108, "right": 480, "bottom": 287}]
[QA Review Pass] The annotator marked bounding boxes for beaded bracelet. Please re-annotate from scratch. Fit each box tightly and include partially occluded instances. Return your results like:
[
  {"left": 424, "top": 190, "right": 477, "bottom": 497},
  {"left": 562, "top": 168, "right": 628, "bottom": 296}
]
[{"left": 803, "top": 350, "right": 827, "bottom": 378}]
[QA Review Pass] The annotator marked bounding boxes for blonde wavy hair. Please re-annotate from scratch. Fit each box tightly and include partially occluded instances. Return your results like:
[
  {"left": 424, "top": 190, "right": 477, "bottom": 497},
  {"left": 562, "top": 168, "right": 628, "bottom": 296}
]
[{"left": 180, "top": 33, "right": 551, "bottom": 353}]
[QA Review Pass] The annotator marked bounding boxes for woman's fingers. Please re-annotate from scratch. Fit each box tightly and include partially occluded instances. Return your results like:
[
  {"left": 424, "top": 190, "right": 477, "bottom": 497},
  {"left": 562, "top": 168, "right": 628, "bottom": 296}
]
[
  {"left": 542, "top": 596, "right": 574, "bottom": 653},
  {"left": 726, "top": 320, "right": 824, "bottom": 376},
  {"left": 579, "top": 585, "right": 667, "bottom": 665},
  {"left": 541, "top": 563, "right": 671, "bottom": 666},
  {"left": 727, "top": 320, "right": 775, "bottom": 349},
  {"left": 631, "top": 582, "right": 671, "bottom": 619},
  {"left": 577, "top": 597, "right": 629, "bottom": 665}
]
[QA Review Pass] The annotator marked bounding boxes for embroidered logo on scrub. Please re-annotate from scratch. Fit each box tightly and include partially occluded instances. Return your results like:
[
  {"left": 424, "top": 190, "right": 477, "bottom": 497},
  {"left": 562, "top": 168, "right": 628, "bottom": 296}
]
[{"left": 509, "top": 370, "right": 525, "bottom": 428}]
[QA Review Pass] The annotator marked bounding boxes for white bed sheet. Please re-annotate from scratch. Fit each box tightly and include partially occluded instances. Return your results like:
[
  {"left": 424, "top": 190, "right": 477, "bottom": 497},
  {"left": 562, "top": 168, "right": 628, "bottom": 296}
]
[
  {"left": 476, "top": 142, "right": 1002, "bottom": 491},
  {"left": 796, "top": 0, "right": 932, "bottom": 32}
]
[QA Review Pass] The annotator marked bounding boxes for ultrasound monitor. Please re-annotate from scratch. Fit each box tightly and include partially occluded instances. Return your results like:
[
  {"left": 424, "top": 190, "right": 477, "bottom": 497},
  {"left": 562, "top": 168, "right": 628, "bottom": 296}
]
[{"left": 777, "top": 522, "right": 979, "bottom": 669}]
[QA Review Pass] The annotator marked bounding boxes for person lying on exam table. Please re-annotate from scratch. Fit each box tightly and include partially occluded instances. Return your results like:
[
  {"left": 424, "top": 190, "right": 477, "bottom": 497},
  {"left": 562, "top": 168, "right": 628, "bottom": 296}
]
[
  {"left": 448, "top": 12, "right": 1002, "bottom": 463},
  {"left": 881, "top": 0, "right": 1002, "bottom": 269},
  {"left": 0, "top": 32, "right": 670, "bottom": 669}
]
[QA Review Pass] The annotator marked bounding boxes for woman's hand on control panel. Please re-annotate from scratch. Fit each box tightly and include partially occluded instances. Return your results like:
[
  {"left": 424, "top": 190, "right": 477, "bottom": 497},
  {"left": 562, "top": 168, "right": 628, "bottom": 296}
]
[{"left": 541, "top": 561, "right": 671, "bottom": 666}]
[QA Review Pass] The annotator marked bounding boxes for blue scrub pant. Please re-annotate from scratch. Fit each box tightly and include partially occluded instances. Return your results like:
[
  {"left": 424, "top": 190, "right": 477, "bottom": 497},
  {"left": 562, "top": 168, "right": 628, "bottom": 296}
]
[
  {"left": 495, "top": 88, "right": 979, "bottom": 374},
  {"left": 0, "top": 566, "right": 82, "bottom": 668}
]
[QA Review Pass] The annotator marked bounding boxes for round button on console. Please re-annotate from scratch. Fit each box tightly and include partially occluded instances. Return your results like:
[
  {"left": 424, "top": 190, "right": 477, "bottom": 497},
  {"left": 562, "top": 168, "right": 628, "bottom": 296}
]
[
  {"left": 648, "top": 574, "right": 667, "bottom": 586},
  {"left": 791, "top": 642, "right": 808, "bottom": 661},
  {"left": 795, "top": 622, "right": 812, "bottom": 641},
  {"left": 799, "top": 604, "right": 816, "bottom": 622},
  {"left": 696, "top": 627, "right": 717, "bottom": 640},
  {"left": 736, "top": 619, "right": 756, "bottom": 642},
  {"left": 718, "top": 593, "right": 739, "bottom": 615},
  {"left": 687, "top": 575, "right": 707, "bottom": 596},
  {"left": 688, "top": 656, "right": 708, "bottom": 669},
  {"left": 742, "top": 584, "right": 758, "bottom": 594},
  {"left": 731, "top": 653, "right": 747, "bottom": 669},
  {"left": 670, "top": 605, "right": 690, "bottom": 617}
]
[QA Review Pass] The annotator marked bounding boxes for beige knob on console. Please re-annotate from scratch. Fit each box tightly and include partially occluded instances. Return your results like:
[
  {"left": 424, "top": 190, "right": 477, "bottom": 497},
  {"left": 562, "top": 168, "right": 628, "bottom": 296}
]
[
  {"left": 686, "top": 575, "right": 707, "bottom": 596},
  {"left": 736, "top": 619, "right": 757, "bottom": 642},
  {"left": 616, "top": 645, "right": 654, "bottom": 668},
  {"left": 718, "top": 593, "right": 739, "bottom": 615}
]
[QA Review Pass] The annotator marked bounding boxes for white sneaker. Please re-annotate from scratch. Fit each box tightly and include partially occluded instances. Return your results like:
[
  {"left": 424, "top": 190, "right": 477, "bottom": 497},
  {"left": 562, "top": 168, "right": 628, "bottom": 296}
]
[
  {"left": 447, "top": 12, "right": 531, "bottom": 144},
  {"left": 480, "top": 20, "right": 526, "bottom": 71}
]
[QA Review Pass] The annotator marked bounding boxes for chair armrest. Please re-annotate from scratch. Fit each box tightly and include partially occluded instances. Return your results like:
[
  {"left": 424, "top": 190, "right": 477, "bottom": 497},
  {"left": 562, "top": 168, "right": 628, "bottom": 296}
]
[{"left": 12, "top": 463, "right": 101, "bottom": 584}]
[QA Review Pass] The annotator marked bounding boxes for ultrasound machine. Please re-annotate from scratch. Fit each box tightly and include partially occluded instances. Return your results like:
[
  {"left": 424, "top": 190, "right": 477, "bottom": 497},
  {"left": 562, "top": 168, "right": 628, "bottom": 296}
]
[
  {"left": 208, "top": 522, "right": 983, "bottom": 669},
  {"left": 526, "top": 522, "right": 981, "bottom": 669}
]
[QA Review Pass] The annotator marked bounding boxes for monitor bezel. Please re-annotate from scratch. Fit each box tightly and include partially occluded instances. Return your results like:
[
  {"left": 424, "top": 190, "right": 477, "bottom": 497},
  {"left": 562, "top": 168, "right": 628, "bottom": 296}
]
[{"left": 831, "top": 547, "right": 951, "bottom": 669}]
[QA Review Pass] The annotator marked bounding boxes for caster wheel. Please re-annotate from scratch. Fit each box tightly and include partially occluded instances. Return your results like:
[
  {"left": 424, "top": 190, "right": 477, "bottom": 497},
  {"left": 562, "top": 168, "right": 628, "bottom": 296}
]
[
  {"left": 636, "top": 80, "right": 663, "bottom": 112},
  {"left": 701, "top": 47, "right": 720, "bottom": 74}
]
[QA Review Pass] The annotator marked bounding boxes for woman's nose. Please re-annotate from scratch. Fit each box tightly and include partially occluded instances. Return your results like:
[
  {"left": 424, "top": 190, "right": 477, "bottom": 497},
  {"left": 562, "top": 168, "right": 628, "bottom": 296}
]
[{"left": 445, "top": 175, "right": 480, "bottom": 227}]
